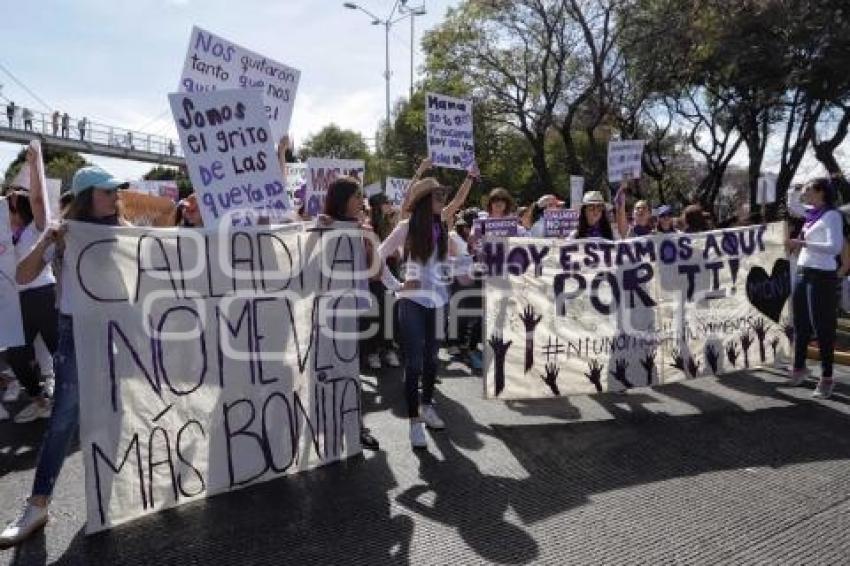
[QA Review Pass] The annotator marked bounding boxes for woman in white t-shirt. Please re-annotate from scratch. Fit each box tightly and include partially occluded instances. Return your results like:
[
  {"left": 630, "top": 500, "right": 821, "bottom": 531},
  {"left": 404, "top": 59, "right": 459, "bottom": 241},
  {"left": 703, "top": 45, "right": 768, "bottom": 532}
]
[
  {"left": 1, "top": 165, "right": 129, "bottom": 548},
  {"left": 786, "top": 178, "right": 844, "bottom": 398},
  {"left": 5, "top": 146, "right": 57, "bottom": 424}
]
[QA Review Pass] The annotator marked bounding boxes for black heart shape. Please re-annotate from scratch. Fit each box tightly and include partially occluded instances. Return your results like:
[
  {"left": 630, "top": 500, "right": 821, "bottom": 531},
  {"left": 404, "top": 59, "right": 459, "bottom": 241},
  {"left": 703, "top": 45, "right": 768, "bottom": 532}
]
[{"left": 745, "top": 259, "right": 791, "bottom": 323}]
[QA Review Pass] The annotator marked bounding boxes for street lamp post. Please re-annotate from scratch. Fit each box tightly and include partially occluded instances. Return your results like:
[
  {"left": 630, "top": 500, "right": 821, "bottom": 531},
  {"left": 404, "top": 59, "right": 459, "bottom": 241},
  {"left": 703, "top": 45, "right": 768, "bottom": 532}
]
[{"left": 399, "top": 2, "right": 427, "bottom": 100}]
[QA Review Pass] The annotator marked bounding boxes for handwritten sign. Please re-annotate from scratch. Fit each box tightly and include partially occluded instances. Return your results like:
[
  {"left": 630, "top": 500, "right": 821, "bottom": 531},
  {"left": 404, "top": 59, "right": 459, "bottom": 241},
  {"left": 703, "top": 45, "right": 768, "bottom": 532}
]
[
  {"left": 483, "top": 224, "right": 790, "bottom": 398},
  {"left": 476, "top": 217, "right": 519, "bottom": 238},
  {"left": 283, "top": 162, "right": 307, "bottom": 201},
  {"left": 608, "top": 140, "right": 646, "bottom": 183},
  {"left": 544, "top": 209, "right": 580, "bottom": 237},
  {"left": 66, "top": 222, "right": 364, "bottom": 532},
  {"left": 169, "top": 88, "right": 290, "bottom": 227},
  {"left": 570, "top": 176, "right": 585, "bottom": 210},
  {"left": 304, "top": 158, "right": 365, "bottom": 218},
  {"left": 0, "top": 199, "right": 24, "bottom": 347},
  {"left": 386, "top": 177, "right": 411, "bottom": 206},
  {"left": 426, "top": 92, "right": 474, "bottom": 170},
  {"left": 179, "top": 26, "right": 301, "bottom": 141}
]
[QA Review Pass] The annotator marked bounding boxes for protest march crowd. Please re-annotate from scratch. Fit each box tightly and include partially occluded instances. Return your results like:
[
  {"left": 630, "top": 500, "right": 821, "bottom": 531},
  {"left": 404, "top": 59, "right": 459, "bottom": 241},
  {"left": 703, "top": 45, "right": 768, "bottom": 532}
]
[{"left": 1, "top": 25, "right": 848, "bottom": 549}]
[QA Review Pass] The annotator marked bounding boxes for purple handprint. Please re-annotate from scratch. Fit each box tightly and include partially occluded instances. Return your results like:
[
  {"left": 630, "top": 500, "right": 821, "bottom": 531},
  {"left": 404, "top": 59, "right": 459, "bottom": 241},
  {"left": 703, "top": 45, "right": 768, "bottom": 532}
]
[
  {"left": 705, "top": 344, "right": 720, "bottom": 375},
  {"left": 770, "top": 336, "right": 780, "bottom": 361},
  {"left": 519, "top": 305, "right": 543, "bottom": 373},
  {"left": 670, "top": 348, "right": 686, "bottom": 372},
  {"left": 740, "top": 331, "right": 753, "bottom": 368},
  {"left": 610, "top": 358, "right": 633, "bottom": 389},
  {"left": 783, "top": 323, "right": 794, "bottom": 349},
  {"left": 488, "top": 334, "right": 513, "bottom": 397},
  {"left": 585, "top": 359, "right": 604, "bottom": 393},
  {"left": 752, "top": 318, "right": 768, "bottom": 363},
  {"left": 540, "top": 363, "right": 561, "bottom": 396},
  {"left": 640, "top": 349, "right": 657, "bottom": 386},
  {"left": 726, "top": 342, "right": 739, "bottom": 368},
  {"left": 687, "top": 357, "right": 701, "bottom": 378}
]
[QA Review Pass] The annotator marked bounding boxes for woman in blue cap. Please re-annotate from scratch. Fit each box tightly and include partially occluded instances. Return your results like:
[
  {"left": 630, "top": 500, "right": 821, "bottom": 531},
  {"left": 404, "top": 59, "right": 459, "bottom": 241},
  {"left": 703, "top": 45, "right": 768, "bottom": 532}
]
[{"left": 1, "top": 165, "right": 129, "bottom": 548}]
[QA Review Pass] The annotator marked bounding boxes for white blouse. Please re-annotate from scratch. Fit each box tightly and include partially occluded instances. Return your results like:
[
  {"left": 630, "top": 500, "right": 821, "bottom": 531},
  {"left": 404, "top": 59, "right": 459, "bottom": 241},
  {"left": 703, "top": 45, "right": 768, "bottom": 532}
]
[{"left": 798, "top": 209, "right": 844, "bottom": 271}]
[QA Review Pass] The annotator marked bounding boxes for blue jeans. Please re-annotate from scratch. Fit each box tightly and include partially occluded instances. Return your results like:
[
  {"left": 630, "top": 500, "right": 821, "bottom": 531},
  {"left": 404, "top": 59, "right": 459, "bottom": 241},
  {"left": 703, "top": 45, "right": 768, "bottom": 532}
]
[
  {"left": 398, "top": 299, "right": 439, "bottom": 418},
  {"left": 32, "top": 315, "right": 78, "bottom": 498}
]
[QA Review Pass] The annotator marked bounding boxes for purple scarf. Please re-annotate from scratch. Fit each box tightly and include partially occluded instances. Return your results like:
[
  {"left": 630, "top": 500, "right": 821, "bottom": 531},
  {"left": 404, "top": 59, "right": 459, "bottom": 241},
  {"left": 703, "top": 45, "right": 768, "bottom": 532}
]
[
  {"left": 586, "top": 224, "right": 602, "bottom": 238},
  {"left": 432, "top": 217, "right": 442, "bottom": 245},
  {"left": 632, "top": 224, "right": 652, "bottom": 237},
  {"left": 803, "top": 206, "right": 828, "bottom": 231}
]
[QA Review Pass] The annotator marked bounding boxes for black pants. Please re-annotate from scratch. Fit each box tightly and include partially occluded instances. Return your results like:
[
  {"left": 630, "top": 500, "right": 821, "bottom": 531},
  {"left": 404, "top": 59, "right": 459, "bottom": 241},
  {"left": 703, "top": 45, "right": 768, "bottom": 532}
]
[
  {"left": 5, "top": 285, "right": 59, "bottom": 397},
  {"left": 793, "top": 268, "right": 838, "bottom": 378},
  {"left": 359, "top": 280, "right": 394, "bottom": 362}
]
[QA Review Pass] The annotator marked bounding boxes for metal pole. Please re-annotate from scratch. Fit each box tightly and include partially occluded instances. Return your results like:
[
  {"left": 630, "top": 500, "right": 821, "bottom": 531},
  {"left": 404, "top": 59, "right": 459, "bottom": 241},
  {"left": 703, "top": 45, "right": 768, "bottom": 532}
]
[
  {"left": 410, "top": 13, "right": 415, "bottom": 100},
  {"left": 385, "top": 20, "right": 391, "bottom": 133}
]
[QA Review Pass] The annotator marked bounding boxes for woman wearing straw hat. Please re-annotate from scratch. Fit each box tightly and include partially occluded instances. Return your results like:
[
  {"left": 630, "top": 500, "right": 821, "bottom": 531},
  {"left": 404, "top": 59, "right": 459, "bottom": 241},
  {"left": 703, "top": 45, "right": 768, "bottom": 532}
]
[
  {"left": 378, "top": 170, "right": 475, "bottom": 450},
  {"left": 570, "top": 190, "right": 618, "bottom": 240}
]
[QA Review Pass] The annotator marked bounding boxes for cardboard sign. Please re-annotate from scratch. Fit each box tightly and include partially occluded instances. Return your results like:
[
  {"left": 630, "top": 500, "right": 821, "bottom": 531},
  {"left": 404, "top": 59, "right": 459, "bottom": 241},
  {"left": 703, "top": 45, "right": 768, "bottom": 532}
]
[
  {"left": 483, "top": 224, "right": 790, "bottom": 398},
  {"left": 476, "top": 217, "right": 519, "bottom": 237},
  {"left": 119, "top": 191, "right": 177, "bottom": 227},
  {"left": 426, "top": 92, "right": 475, "bottom": 170},
  {"left": 169, "top": 88, "right": 290, "bottom": 227},
  {"left": 757, "top": 175, "right": 777, "bottom": 205},
  {"left": 570, "top": 176, "right": 585, "bottom": 210},
  {"left": 608, "top": 140, "right": 646, "bottom": 183},
  {"left": 179, "top": 26, "right": 301, "bottom": 141},
  {"left": 386, "top": 177, "right": 412, "bottom": 206},
  {"left": 304, "top": 158, "right": 365, "bottom": 218},
  {"left": 66, "top": 222, "right": 363, "bottom": 532},
  {"left": 0, "top": 199, "right": 24, "bottom": 347},
  {"left": 544, "top": 209, "right": 580, "bottom": 237}
]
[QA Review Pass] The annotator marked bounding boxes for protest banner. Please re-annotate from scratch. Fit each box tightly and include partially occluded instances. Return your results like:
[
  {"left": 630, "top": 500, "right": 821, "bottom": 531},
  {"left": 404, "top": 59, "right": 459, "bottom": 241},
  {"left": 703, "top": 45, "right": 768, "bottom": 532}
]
[
  {"left": 284, "top": 162, "right": 307, "bottom": 201},
  {"left": 304, "top": 158, "right": 365, "bottom": 217},
  {"left": 477, "top": 217, "right": 519, "bottom": 237},
  {"left": 608, "top": 140, "right": 646, "bottom": 183},
  {"left": 386, "top": 177, "right": 412, "bottom": 206},
  {"left": 483, "top": 223, "right": 790, "bottom": 399},
  {"left": 426, "top": 92, "right": 474, "bottom": 170},
  {"left": 169, "top": 88, "right": 291, "bottom": 227},
  {"left": 46, "top": 178, "right": 62, "bottom": 220},
  {"left": 544, "top": 209, "right": 580, "bottom": 237},
  {"left": 129, "top": 180, "right": 181, "bottom": 203},
  {"left": 756, "top": 174, "right": 777, "bottom": 205},
  {"left": 0, "top": 199, "right": 24, "bottom": 348},
  {"left": 179, "top": 26, "right": 301, "bottom": 141},
  {"left": 570, "top": 176, "right": 584, "bottom": 210},
  {"left": 119, "top": 191, "right": 177, "bottom": 227},
  {"left": 65, "top": 221, "right": 364, "bottom": 532}
]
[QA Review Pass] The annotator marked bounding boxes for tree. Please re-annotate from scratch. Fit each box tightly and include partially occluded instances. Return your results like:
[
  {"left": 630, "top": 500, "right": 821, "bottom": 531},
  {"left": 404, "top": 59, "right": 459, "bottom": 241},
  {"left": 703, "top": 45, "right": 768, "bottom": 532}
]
[
  {"left": 299, "top": 124, "right": 380, "bottom": 184},
  {"left": 4, "top": 145, "right": 87, "bottom": 191},
  {"left": 142, "top": 165, "right": 193, "bottom": 199}
]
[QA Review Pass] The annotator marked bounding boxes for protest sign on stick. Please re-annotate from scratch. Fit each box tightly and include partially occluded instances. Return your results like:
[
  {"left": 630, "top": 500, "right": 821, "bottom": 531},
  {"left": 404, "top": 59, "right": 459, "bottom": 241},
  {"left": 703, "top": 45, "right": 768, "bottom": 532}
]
[
  {"left": 426, "top": 92, "right": 474, "bottom": 170},
  {"left": 544, "top": 209, "right": 580, "bottom": 237},
  {"left": 283, "top": 162, "right": 307, "bottom": 201},
  {"left": 179, "top": 26, "right": 301, "bottom": 141},
  {"left": 66, "top": 221, "right": 364, "bottom": 532},
  {"left": 304, "top": 158, "right": 365, "bottom": 217},
  {"left": 608, "top": 140, "right": 646, "bottom": 183},
  {"left": 483, "top": 224, "right": 790, "bottom": 399},
  {"left": 169, "top": 88, "right": 291, "bottom": 227},
  {"left": 0, "top": 199, "right": 24, "bottom": 348},
  {"left": 476, "top": 217, "right": 519, "bottom": 238},
  {"left": 385, "top": 177, "right": 412, "bottom": 206}
]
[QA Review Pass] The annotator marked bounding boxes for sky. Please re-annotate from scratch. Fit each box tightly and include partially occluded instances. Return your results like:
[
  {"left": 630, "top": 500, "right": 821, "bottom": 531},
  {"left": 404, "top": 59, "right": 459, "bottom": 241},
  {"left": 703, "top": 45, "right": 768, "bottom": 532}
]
[
  {"left": 0, "top": 0, "right": 845, "bottom": 186},
  {"left": 0, "top": 0, "right": 459, "bottom": 180}
]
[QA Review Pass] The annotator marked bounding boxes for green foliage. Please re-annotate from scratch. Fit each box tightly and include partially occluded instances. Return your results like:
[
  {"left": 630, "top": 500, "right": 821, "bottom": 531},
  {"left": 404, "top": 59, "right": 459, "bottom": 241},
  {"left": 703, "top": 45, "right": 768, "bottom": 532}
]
[
  {"left": 4, "top": 146, "right": 87, "bottom": 192},
  {"left": 142, "top": 165, "right": 193, "bottom": 199}
]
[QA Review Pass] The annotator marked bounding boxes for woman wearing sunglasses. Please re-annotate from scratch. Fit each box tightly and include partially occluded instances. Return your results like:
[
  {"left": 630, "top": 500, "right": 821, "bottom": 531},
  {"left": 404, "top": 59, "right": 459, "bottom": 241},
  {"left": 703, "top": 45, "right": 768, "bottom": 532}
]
[
  {"left": 378, "top": 168, "right": 474, "bottom": 450},
  {"left": 571, "top": 191, "right": 617, "bottom": 240}
]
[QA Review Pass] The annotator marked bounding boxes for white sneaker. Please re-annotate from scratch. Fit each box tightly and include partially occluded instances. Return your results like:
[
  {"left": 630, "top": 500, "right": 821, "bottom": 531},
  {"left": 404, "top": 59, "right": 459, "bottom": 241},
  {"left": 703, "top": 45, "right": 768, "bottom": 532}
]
[
  {"left": 14, "top": 399, "right": 52, "bottom": 424},
  {"left": 788, "top": 368, "right": 809, "bottom": 387},
  {"left": 410, "top": 421, "right": 428, "bottom": 449},
  {"left": 813, "top": 378, "right": 835, "bottom": 399},
  {"left": 0, "top": 403, "right": 8, "bottom": 421},
  {"left": 0, "top": 501, "right": 48, "bottom": 548},
  {"left": 421, "top": 404, "right": 445, "bottom": 430},
  {"left": 384, "top": 350, "right": 401, "bottom": 368},
  {"left": 3, "top": 380, "right": 21, "bottom": 402},
  {"left": 367, "top": 353, "right": 382, "bottom": 370}
]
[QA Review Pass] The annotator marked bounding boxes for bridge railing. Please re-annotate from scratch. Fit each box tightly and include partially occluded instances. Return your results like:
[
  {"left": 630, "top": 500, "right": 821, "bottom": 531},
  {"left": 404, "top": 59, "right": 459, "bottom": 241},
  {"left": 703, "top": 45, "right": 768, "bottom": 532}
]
[{"left": 2, "top": 104, "right": 183, "bottom": 158}]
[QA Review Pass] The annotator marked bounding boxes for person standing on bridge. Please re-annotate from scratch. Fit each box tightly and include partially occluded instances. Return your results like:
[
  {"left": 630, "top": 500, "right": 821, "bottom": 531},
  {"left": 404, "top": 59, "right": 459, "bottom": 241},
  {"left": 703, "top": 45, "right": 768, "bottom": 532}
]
[
  {"left": 0, "top": 165, "right": 130, "bottom": 548},
  {"left": 77, "top": 117, "right": 86, "bottom": 141},
  {"left": 51, "top": 111, "right": 59, "bottom": 136},
  {"left": 60, "top": 112, "right": 69, "bottom": 137},
  {"left": 6, "top": 101, "right": 16, "bottom": 128},
  {"left": 21, "top": 108, "right": 33, "bottom": 131}
]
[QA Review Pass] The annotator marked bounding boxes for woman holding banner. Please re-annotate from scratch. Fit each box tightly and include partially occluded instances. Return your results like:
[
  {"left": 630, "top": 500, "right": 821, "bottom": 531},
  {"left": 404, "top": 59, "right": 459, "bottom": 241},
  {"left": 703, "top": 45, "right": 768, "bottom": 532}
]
[
  {"left": 5, "top": 146, "right": 58, "bottom": 424},
  {"left": 379, "top": 173, "right": 474, "bottom": 450},
  {"left": 787, "top": 178, "right": 844, "bottom": 399},
  {"left": 1, "top": 165, "right": 129, "bottom": 548}
]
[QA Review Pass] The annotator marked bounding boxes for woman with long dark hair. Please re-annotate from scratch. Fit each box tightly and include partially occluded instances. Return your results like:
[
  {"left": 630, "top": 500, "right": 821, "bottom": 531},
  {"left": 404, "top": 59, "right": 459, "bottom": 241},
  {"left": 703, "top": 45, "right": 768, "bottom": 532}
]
[
  {"left": 365, "top": 192, "right": 401, "bottom": 370},
  {"left": 4, "top": 146, "right": 58, "bottom": 424},
  {"left": 378, "top": 173, "right": 473, "bottom": 449},
  {"left": 571, "top": 191, "right": 616, "bottom": 240},
  {"left": 1, "top": 165, "right": 129, "bottom": 547},
  {"left": 787, "top": 178, "right": 844, "bottom": 398}
]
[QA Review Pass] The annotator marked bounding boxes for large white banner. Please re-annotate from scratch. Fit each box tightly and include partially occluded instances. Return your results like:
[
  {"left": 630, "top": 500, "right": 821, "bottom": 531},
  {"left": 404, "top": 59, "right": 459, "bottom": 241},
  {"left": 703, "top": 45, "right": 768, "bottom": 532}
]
[
  {"left": 483, "top": 224, "right": 791, "bottom": 398},
  {"left": 426, "top": 92, "right": 474, "bottom": 170},
  {"left": 179, "top": 26, "right": 301, "bottom": 141},
  {"left": 0, "top": 199, "right": 24, "bottom": 348},
  {"left": 66, "top": 222, "right": 364, "bottom": 532},
  {"left": 170, "top": 88, "right": 291, "bottom": 227},
  {"left": 304, "top": 158, "right": 365, "bottom": 218}
]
